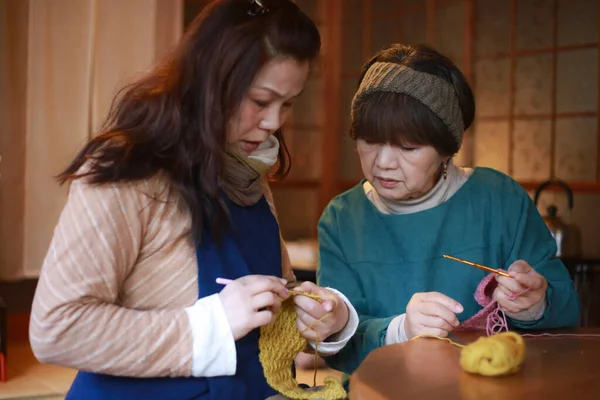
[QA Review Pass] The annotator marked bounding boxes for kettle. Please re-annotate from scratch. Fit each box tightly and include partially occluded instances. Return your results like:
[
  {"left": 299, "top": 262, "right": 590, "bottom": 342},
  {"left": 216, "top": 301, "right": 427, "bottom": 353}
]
[{"left": 533, "top": 179, "right": 581, "bottom": 258}]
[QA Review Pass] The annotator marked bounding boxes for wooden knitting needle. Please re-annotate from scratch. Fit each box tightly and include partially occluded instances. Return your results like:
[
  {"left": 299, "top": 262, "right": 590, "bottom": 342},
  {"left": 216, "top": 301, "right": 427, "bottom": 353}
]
[{"left": 442, "top": 254, "right": 512, "bottom": 278}]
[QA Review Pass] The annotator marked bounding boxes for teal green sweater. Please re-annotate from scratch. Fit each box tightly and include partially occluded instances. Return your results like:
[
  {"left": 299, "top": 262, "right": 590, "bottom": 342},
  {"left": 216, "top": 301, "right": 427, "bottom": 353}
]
[{"left": 317, "top": 168, "right": 580, "bottom": 375}]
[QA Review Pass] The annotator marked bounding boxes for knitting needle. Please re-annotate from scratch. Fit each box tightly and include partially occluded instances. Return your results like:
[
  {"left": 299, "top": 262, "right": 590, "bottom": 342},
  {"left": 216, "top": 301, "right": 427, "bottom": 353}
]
[{"left": 442, "top": 255, "right": 512, "bottom": 278}]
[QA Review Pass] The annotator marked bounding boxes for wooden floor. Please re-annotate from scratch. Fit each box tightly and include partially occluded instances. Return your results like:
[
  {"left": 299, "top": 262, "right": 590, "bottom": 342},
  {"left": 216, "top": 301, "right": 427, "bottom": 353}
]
[{"left": 0, "top": 342, "right": 343, "bottom": 399}]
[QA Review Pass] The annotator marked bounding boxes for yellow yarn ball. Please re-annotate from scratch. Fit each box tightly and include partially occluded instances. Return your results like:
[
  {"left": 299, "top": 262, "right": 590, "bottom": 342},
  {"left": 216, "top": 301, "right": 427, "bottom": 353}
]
[{"left": 460, "top": 332, "right": 525, "bottom": 376}]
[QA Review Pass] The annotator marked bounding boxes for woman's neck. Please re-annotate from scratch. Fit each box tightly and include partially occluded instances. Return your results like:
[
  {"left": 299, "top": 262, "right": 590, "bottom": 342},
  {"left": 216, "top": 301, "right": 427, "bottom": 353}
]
[{"left": 404, "top": 164, "right": 444, "bottom": 200}]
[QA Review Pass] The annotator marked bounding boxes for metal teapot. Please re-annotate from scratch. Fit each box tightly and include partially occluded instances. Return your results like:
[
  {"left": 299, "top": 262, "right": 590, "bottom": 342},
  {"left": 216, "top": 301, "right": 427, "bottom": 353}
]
[{"left": 533, "top": 179, "right": 581, "bottom": 258}]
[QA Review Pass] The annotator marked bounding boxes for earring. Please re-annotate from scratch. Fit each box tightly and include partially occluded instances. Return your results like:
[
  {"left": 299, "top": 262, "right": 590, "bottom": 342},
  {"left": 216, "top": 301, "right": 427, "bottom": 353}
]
[{"left": 443, "top": 161, "right": 448, "bottom": 180}]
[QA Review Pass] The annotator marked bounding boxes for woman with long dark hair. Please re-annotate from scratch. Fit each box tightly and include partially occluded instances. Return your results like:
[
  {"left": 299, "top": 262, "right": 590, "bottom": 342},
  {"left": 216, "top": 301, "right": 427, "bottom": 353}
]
[{"left": 29, "top": 1, "right": 357, "bottom": 399}]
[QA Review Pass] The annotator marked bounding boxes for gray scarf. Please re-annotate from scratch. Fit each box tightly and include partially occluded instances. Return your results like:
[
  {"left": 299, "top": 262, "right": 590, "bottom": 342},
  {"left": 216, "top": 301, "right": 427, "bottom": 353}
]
[{"left": 222, "top": 136, "right": 279, "bottom": 206}]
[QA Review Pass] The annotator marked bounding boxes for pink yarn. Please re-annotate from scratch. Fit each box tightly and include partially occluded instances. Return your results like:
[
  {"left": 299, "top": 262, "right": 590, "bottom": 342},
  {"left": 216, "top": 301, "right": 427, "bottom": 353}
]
[
  {"left": 456, "top": 272, "right": 501, "bottom": 332},
  {"left": 456, "top": 272, "right": 600, "bottom": 340},
  {"left": 485, "top": 305, "right": 508, "bottom": 336},
  {"left": 485, "top": 287, "right": 532, "bottom": 335},
  {"left": 456, "top": 271, "right": 529, "bottom": 336}
]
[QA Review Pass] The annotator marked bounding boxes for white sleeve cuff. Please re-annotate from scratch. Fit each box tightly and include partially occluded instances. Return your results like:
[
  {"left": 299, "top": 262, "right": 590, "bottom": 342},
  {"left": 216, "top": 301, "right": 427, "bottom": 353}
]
[
  {"left": 306, "top": 287, "right": 358, "bottom": 356},
  {"left": 184, "top": 293, "right": 237, "bottom": 377},
  {"left": 385, "top": 314, "right": 408, "bottom": 345},
  {"left": 505, "top": 294, "right": 547, "bottom": 321}
]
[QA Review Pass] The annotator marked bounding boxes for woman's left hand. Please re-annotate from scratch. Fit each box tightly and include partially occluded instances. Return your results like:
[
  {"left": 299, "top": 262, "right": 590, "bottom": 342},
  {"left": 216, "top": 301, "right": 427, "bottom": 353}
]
[
  {"left": 493, "top": 260, "right": 547, "bottom": 313},
  {"left": 292, "top": 281, "right": 349, "bottom": 342}
]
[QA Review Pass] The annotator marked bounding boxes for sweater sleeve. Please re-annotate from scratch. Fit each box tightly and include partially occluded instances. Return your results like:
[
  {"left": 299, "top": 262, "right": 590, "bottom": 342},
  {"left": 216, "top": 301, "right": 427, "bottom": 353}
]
[
  {"left": 503, "top": 186, "right": 581, "bottom": 329},
  {"left": 29, "top": 178, "right": 202, "bottom": 378},
  {"left": 316, "top": 205, "right": 395, "bottom": 375}
]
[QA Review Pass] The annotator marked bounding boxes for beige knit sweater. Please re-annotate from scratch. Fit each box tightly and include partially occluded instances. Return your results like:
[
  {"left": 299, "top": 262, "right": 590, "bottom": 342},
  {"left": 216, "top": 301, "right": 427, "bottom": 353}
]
[{"left": 29, "top": 173, "right": 294, "bottom": 378}]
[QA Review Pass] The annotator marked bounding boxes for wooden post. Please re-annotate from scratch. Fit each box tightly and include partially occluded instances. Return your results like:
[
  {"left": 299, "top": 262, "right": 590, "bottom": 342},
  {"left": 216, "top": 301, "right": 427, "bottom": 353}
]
[{"left": 319, "top": 0, "right": 342, "bottom": 214}]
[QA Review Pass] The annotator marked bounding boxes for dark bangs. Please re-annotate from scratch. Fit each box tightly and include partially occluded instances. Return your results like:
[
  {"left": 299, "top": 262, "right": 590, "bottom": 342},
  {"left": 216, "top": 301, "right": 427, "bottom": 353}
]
[{"left": 350, "top": 91, "right": 459, "bottom": 156}]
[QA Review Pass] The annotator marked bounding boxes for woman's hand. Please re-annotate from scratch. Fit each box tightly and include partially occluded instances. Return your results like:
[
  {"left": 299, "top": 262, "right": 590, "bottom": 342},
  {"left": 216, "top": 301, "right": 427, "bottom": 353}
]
[
  {"left": 292, "top": 281, "right": 349, "bottom": 342},
  {"left": 404, "top": 292, "right": 463, "bottom": 339},
  {"left": 493, "top": 260, "right": 547, "bottom": 313},
  {"left": 218, "top": 275, "right": 289, "bottom": 340}
]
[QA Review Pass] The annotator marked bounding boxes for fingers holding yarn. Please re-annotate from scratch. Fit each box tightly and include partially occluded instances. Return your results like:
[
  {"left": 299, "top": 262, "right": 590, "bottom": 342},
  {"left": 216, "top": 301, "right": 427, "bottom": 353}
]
[
  {"left": 238, "top": 275, "right": 290, "bottom": 299},
  {"left": 495, "top": 274, "right": 527, "bottom": 298},
  {"left": 493, "top": 262, "right": 546, "bottom": 313},
  {"left": 292, "top": 282, "right": 349, "bottom": 339},
  {"left": 505, "top": 260, "right": 547, "bottom": 291},
  {"left": 252, "top": 291, "right": 283, "bottom": 314},
  {"left": 420, "top": 314, "right": 458, "bottom": 332},
  {"left": 512, "top": 274, "right": 546, "bottom": 293},
  {"left": 292, "top": 280, "right": 320, "bottom": 293},
  {"left": 493, "top": 287, "right": 530, "bottom": 313},
  {"left": 254, "top": 309, "right": 277, "bottom": 329},
  {"left": 404, "top": 319, "right": 453, "bottom": 339},
  {"left": 405, "top": 292, "right": 463, "bottom": 339},
  {"left": 494, "top": 282, "right": 521, "bottom": 301},
  {"left": 292, "top": 281, "right": 339, "bottom": 310},
  {"left": 296, "top": 316, "right": 318, "bottom": 341},
  {"left": 294, "top": 293, "right": 329, "bottom": 320},
  {"left": 507, "top": 260, "right": 532, "bottom": 274},
  {"left": 419, "top": 302, "right": 461, "bottom": 327},
  {"left": 296, "top": 302, "right": 318, "bottom": 324},
  {"left": 219, "top": 274, "right": 289, "bottom": 340},
  {"left": 295, "top": 302, "right": 338, "bottom": 342},
  {"left": 418, "top": 292, "right": 464, "bottom": 314}
]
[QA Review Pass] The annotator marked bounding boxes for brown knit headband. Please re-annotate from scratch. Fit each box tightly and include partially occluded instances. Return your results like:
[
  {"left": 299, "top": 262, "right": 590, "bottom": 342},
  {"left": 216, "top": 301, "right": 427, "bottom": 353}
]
[{"left": 351, "top": 62, "right": 464, "bottom": 147}]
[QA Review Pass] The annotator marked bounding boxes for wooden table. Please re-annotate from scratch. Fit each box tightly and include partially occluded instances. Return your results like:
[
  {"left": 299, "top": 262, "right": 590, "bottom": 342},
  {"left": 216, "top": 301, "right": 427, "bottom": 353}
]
[{"left": 350, "top": 329, "right": 600, "bottom": 399}]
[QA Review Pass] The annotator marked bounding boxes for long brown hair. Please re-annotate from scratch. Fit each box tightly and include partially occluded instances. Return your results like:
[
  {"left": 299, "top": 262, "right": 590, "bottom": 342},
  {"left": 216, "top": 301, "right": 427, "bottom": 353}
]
[
  {"left": 351, "top": 44, "right": 475, "bottom": 157},
  {"left": 58, "top": 0, "right": 321, "bottom": 241}
]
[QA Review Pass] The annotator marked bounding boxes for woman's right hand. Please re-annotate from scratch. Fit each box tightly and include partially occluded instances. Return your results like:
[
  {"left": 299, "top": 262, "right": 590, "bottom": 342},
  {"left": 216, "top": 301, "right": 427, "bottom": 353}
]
[
  {"left": 404, "top": 292, "right": 464, "bottom": 339},
  {"left": 218, "top": 275, "right": 289, "bottom": 340}
]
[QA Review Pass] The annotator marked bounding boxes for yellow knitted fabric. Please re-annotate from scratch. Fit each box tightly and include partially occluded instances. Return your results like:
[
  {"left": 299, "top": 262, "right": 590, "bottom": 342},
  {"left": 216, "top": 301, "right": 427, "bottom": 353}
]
[{"left": 258, "top": 292, "right": 347, "bottom": 400}]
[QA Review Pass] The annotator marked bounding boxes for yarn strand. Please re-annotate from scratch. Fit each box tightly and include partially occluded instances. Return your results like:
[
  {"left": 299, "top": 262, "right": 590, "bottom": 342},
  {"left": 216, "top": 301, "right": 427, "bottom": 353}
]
[
  {"left": 291, "top": 290, "right": 338, "bottom": 388},
  {"left": 410, "top": 332, "right": 525, "bottom": 377},
  {"left": 485, "top": 288, "right": 529, "bottom": 336},
  {"left": 483, "top": 287, "right": 600, "bottom": 339},
  {"left": 411, "top": 334, "right": 465, "bottom": 348}
]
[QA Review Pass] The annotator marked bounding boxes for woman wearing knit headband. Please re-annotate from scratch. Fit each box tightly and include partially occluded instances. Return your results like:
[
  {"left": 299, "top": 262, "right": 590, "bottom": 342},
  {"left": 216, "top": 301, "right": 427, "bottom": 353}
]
[
  {"left": 29, "top": 1, "right": 357, "bottom": 399},
  {"left": 316, "top": 44, "right": 580, "bottom": 375}
]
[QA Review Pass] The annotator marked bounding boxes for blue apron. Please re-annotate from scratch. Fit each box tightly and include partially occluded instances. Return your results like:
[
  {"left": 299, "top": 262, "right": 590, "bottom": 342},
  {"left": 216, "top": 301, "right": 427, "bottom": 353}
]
[{"left": 66, "top": 195, "right": 282, "bottom": 400}]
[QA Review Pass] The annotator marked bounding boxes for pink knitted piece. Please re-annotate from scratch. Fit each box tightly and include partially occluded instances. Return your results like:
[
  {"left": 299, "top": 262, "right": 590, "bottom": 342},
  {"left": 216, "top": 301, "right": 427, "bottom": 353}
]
[{"left": 456, "top": 273, "right": 499, "bottom": 331}]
